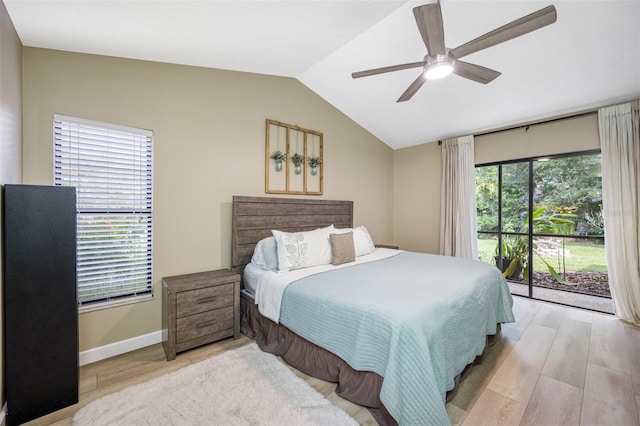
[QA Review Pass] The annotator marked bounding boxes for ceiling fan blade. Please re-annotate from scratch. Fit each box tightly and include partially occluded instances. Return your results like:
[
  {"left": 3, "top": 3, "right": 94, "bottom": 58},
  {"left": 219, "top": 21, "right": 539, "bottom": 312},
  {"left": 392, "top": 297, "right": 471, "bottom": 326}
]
[
  {"left": 352, "top": 61, "right": 424, "bottom": 79},
  {"left": 413, "top": 3, "right": 446, "bottom": 56},
  {"left": 397, "top": 73, "right": 427, "bottom": 103},
  {"left": 453, "top": 60, "right": 501, "bottom": 84},
  {"left": 450, "top": 5, "right": 557, "bottom": 60}
]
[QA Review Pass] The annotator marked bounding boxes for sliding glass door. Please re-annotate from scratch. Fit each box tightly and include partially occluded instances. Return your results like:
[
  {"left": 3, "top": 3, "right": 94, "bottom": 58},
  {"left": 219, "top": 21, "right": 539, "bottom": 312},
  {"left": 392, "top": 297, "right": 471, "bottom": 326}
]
[{"left": 476, "top": 150, "right": 611, "bottom": 312}]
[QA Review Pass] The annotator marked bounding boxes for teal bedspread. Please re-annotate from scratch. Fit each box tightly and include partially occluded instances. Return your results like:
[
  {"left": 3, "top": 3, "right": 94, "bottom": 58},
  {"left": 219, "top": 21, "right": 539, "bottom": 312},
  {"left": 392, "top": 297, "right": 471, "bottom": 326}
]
[{"left": 278, "top": 251, "right": 515, "bottom": 425}]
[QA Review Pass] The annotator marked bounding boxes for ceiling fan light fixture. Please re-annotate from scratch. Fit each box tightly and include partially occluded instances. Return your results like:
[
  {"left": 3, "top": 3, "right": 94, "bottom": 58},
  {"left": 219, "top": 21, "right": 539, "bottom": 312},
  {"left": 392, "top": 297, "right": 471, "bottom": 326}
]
[
  {"left": 425, "top": 62, "right": 454, "bottom": 80},
  {"left": 424, "top": 52, "right": 454, "bottom": 80}
]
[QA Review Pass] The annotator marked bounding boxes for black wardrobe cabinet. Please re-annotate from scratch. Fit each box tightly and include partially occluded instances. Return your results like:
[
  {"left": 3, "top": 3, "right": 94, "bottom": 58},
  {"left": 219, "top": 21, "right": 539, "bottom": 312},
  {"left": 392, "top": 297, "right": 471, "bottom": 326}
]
[{"left": 2, "top": 184, "right": 78, "bottom": 425}]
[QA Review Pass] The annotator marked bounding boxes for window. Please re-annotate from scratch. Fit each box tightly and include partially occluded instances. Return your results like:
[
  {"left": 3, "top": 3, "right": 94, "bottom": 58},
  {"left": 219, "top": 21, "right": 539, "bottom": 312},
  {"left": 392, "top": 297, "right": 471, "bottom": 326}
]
[
  {"left": 54, "top": 114, "right": 153, "bottom": 309},
  {"left": 475, "top": 150, "right": 610, "bottom": 312}
]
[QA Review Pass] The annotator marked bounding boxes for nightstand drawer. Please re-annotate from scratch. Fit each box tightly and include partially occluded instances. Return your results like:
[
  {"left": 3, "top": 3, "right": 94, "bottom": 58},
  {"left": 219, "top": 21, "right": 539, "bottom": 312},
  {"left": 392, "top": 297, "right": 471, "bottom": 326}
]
[
  {"left": 176, "top": 306, "right": 234, "bottom": 344},
  {"left": 176, "top": 283, "right": 234, "bottom": 318}
]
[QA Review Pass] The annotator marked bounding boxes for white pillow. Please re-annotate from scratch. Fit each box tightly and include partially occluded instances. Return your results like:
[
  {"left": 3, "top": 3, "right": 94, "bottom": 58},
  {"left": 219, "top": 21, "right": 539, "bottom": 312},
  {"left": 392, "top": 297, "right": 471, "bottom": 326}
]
[
  {"left": 332, "top": 225, "right": 376, "bottom": 257},
  {"left": 272, "top": 225, "right": 334, "bottom": 271},
  {"left": 250, "top": 236, "right": 279, "bottom": 271},
  {"left": 353, "top": 225, "right": 376, "bottom": 256}
]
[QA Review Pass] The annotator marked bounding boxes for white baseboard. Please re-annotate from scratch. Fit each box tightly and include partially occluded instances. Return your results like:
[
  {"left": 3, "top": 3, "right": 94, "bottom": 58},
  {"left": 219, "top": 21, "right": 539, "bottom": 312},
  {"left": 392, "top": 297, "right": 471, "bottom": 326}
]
[{"left": 79, "top": 330, "right": 167, "bottom": 366}]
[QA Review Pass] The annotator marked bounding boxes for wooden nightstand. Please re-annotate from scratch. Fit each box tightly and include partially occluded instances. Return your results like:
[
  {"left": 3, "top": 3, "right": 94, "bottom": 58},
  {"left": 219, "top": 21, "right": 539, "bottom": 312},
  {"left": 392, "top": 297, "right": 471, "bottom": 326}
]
[{"left": 162, "top": 269, "right": 240, "bottom": 361}]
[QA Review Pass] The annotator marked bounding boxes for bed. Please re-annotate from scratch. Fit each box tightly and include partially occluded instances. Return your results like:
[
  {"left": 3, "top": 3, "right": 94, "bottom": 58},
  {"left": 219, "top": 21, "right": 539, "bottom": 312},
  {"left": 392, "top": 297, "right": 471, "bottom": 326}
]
[{"left": 231, "top": 196, "right": 515, "bottom": 425}]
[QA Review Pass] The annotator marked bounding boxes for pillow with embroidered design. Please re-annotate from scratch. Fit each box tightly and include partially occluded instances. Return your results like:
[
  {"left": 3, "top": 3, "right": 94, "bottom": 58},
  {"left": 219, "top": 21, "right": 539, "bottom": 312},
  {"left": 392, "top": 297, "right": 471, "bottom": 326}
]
[{"left": 272, "top": 225, "right": 334, "bottom": 271}]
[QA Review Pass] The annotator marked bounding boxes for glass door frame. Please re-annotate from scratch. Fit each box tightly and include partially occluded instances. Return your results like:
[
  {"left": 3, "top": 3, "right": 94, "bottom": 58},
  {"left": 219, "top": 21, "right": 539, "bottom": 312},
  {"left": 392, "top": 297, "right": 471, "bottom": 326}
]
[{"left": 477, "top": 148, "right": 603, "bottom": 302}]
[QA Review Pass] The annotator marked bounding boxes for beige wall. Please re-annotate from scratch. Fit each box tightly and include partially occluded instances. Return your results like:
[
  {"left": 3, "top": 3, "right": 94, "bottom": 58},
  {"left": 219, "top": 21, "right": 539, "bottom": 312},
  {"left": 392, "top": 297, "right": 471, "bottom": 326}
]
[
  {"left": 0, "top": 0, "right": 21, "bottom": 185},
  {"left": 393, "top": 113, "right": 601, "bottom": 254},
  {"left": 392, "top": 142, "right": 441, "bottom": 254},
  {"left": 0, "top": 0, "right": 23, "bottom": 407},
  {"left": 22, "top": 47, "right": 394, "bottom": 351}
]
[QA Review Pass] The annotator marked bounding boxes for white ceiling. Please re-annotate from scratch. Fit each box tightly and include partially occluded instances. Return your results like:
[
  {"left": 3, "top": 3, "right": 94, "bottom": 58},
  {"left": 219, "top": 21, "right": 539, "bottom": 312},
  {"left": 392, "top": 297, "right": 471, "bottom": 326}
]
[{"left": 4, "top": 0, "right": 640, "bottom": 149}]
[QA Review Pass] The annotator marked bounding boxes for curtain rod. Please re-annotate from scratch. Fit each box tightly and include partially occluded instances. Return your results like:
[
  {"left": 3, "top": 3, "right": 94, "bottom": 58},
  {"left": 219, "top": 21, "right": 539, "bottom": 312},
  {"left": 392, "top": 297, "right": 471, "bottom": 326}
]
[
  {"left": 474, "top": 110, "right": 595, "bottom": 139},
  {"left": 437, "top": 97, "right": 639, "bottom": 145},
  {"left": 438, "top": 110, "right": 593, "bottom": 145},
  {"left": 475, "top": 110, "right": 595, "bottom": 138}
]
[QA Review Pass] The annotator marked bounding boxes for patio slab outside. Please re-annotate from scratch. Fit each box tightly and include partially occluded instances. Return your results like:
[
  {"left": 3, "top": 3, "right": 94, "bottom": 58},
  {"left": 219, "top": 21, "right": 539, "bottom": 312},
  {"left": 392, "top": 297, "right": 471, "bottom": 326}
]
[{"left": 508, "top": 281, "right": 615, "bottom": 314}]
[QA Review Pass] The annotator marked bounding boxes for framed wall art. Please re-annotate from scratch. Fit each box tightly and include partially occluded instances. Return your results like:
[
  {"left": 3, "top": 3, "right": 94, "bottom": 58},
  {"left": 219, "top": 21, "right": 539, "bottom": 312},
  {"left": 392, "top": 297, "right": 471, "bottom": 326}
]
[{"left": 265, "top": 119, "right": 323, "bottom": 195}]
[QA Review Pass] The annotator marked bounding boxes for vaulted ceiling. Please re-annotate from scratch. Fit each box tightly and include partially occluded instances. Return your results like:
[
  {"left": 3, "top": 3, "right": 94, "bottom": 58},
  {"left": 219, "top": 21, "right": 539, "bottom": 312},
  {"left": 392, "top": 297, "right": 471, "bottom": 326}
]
[{"left": 4, "top": 0, "right": 640, "bottom": 149}]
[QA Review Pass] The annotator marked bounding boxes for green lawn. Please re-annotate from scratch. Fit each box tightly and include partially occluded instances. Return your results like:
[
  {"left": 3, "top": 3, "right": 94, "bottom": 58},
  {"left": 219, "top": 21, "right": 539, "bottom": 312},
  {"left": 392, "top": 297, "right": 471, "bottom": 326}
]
[{"left": 477, "top": 237, "right": 607, "bottom": 273}]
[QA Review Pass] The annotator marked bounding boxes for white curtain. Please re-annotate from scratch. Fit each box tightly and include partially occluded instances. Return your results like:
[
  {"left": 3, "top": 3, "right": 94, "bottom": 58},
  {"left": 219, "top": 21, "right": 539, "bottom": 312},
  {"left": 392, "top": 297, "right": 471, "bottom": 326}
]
[
  {"left": 598, "top": 100, "right": 640, "bottom": 325},
  {"left": 439, "top": 135, "right": 478, "bottom": 259}
]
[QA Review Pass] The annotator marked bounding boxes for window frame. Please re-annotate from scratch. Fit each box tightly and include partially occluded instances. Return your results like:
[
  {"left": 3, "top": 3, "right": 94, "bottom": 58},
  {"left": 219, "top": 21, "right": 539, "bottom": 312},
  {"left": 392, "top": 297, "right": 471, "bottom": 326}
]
[
  {"left": 53, "top": 114, "right": 154, "bottom": 312},
  {"left": 475, "top": 149, "right": 607, "bottom": 303}
]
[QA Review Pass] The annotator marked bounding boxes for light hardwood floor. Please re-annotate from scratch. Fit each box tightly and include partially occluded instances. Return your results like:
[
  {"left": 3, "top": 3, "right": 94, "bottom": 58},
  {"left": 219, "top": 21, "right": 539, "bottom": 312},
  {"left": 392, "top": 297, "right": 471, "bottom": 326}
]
[{"left": 25, "top": 296, "right": 640, "bottom": 426}]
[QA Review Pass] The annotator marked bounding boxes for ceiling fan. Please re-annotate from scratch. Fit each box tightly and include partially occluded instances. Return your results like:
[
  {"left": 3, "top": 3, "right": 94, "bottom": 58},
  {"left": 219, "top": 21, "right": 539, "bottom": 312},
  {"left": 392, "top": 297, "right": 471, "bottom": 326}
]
[{"left": 352, "top": 2, "right": 557, "bottom": 102}]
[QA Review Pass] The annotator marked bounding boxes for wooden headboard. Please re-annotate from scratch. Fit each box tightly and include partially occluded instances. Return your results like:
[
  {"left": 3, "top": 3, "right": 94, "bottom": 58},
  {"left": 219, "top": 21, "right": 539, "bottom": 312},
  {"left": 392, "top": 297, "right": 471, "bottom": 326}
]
[{"left": 231, "top": 196, "right": 353, "bottom": 274}]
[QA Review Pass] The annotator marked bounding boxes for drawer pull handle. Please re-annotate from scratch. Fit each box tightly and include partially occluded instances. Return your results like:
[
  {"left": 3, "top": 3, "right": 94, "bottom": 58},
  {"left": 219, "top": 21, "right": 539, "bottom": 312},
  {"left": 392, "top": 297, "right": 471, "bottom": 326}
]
[
  {"left": 197, "top": 320, "right": 217, "bottom": 328},
  {"left": 197, "top": 296, "right": 217, "bottom": 304}
]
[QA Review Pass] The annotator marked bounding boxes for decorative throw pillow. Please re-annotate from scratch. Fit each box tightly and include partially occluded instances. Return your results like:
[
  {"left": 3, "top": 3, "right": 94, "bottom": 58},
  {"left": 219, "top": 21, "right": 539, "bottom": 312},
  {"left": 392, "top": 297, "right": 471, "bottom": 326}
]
[
  {"left": 250, "top": 236, "right": 279, "bottom": 271},
  {"left": 330, "top": 225, "right": 376, "bottom": 257},
  {"left": 272, "top": 225, "right": 334, "bottom": 271},
  {"left": 330, "top": 232, "right": 356, "bottom": 265}
]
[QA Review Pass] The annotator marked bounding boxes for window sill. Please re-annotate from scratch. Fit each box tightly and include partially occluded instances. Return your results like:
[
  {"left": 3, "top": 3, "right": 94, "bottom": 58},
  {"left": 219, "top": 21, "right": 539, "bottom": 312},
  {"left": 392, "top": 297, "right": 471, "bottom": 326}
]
[{"left": 78, "top": 293, "right": 154, "bottom": 314}]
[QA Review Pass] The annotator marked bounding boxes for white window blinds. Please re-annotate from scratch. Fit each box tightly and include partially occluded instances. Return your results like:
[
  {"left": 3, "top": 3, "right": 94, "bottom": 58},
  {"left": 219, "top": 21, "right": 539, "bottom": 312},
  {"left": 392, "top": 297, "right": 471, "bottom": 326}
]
[{"left": 53, "top": 114, "right": 153, "bottom": 307}]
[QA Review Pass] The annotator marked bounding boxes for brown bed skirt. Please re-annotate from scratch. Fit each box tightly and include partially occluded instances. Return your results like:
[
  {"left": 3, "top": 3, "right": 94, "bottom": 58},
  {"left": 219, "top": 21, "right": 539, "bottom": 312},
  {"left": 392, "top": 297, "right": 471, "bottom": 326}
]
[{"left": 240, "top": 292, "right": 501, "bottom": 426}]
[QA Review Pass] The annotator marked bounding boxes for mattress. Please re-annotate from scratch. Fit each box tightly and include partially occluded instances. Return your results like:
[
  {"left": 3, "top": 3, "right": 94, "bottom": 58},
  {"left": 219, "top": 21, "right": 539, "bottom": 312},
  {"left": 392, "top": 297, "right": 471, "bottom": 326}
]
[{"left": 242, "top": 262, "right": 263, "bottom": 296}]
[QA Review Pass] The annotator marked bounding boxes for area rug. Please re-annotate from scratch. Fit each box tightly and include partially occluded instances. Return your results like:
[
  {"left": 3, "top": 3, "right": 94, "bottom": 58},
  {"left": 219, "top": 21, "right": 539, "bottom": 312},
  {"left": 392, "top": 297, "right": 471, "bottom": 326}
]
[{"left": 73, "top": 342, "right": 357, "bottom": 425}]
